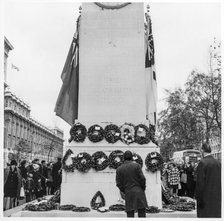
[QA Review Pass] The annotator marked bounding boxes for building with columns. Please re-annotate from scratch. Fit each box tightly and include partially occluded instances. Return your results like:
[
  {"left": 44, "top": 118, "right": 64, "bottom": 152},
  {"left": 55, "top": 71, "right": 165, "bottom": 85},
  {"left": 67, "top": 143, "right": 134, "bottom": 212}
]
[{"left": 4, "top": 37, "right": 64, "bottom": 166}]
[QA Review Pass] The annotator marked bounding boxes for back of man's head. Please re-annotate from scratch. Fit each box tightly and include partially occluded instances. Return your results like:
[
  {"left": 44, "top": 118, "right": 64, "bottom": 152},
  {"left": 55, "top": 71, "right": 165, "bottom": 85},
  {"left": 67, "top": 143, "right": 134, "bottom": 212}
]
[
  {"left": 202, "top": 143, "right": 211, "bottom": 153},
  {"left": 124, "top": 151, "right": 133, "bottom": 161}
]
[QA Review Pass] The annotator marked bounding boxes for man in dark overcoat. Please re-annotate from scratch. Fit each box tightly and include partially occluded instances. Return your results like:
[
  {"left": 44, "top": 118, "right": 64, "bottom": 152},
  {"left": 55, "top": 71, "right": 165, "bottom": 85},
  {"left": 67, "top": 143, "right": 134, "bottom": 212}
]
[
  {"left": 52, "top": 158, "right": 62, "bottom": 193},
  {"left": 195, "top": 143, "right": 221, "bottom": 218},
  {"left": 116, "top": 151, "right": 148, "bottom": 217}
]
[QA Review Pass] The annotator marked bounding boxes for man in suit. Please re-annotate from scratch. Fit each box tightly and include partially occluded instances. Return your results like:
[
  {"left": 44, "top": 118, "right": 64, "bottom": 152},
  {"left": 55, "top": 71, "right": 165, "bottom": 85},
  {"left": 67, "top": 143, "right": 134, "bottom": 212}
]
[
  {"left": 116, "top": 151, "right": 148, "bottom": 217},
  {"left": 195, "top": 143, "right": 221, "bottom": 218}
]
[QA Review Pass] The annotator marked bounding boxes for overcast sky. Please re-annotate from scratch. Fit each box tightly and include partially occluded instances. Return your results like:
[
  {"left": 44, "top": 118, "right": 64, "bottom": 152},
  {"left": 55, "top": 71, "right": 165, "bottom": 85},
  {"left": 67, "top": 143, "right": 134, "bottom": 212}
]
[{"left": 3, "top": 1, "right": 221, "bottom": 142}]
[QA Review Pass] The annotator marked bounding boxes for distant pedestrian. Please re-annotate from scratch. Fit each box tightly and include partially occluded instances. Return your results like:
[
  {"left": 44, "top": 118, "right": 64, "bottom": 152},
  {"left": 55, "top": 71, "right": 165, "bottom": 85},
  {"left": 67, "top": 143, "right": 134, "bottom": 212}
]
[
  {"left": 116, "top": 151, "right": 148, "bottom": 218},
  {"left": 196, "top": 143, "right": 221, "bottom": 218},
  {"left": 4, "top": 160, "right": 22, "bottom": 210},
  {"left": 52, "top": 158, "right": 62, "bottom": 193}
]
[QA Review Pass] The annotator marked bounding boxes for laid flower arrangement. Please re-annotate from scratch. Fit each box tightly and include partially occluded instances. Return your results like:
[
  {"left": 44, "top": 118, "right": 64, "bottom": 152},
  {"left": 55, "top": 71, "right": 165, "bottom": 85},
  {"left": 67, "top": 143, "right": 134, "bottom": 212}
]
[
  {"left": 69, "top": 123, "right": 87, "bottom": 143},
  {"left": 90, "top": 191, "right": 105, "bottom": 210},
  {"left": 132, "top": 153, "right": 143, "bottom": 167},
  {"left": 72, "top": 206, "right": 91, "bottom": 212},
  {"left": 73, "top": 152, "right": 92, "bottom": 172},
  {"left": 134, "top": 124, "right": 151, "bottom": 145},
  {"left": 109, "top": 204, "right": 125, "bottom": 211},
  {"left": 104, "top": 124, "right": 121, "bottom": 144},
  {"left": 88, "top": 124, "right": 104, "bottom": 143},
  {"left": 120, "top": 123, "right": 135, "bottom": 145},
  {"left": 62, "top": 149, "right": 75, "bottom": 172},
  {"left": 145, "top": 152, "right": 164, "bottom": 172},
  {"left": 91, "top": 151, "right": 109, "bottom": 171},
  {"left": 108, "top": 150, "right": 124, "bottom": 169}
]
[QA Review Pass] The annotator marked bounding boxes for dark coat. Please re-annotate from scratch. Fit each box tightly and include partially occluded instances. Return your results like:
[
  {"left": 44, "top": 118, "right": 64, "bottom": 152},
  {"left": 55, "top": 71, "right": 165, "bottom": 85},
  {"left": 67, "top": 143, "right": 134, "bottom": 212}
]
[
  {"left": 186, "top": 165, "right": 194, "bottom": 189},
  {"left": 195, "top": 155, "right": 221, "bottom": 218},
  {"left": 116, "top": 160, "right": 148, "bottom": 212},
  {"left": 52, "top": 161, "right": 62, "bottom": 187},
  {"left": 4, "top": 166, "right": 22, "bottom": 198}
]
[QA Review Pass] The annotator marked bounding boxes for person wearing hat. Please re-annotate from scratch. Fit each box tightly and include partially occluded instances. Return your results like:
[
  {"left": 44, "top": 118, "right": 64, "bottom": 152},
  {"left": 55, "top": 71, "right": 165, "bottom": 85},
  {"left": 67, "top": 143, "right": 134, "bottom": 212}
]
[
  {"left": 4, "top": 160, "right": 22, "bottom": 210},
  {"left": 195, "top": 143, "right": 221, "bottom": 218},
  {"left": 116, "top": 151, "right": 148, "bottom": 217},
  {"left": 167, "top": 162, "right": 180, "bottom": 197}
]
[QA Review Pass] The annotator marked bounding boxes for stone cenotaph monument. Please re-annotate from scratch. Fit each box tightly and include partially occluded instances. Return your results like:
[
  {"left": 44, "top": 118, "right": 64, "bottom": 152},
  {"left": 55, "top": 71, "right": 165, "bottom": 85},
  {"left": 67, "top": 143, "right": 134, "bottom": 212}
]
[{"left": 57, "top": 2, "right": 162, "bottom": 209}]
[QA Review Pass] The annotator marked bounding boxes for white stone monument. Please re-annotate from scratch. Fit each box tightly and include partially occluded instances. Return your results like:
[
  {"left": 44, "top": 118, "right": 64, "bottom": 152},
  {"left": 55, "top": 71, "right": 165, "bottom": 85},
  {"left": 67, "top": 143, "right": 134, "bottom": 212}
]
[{"left": 61, "top": 2, "right": 162, "bottom": 209}]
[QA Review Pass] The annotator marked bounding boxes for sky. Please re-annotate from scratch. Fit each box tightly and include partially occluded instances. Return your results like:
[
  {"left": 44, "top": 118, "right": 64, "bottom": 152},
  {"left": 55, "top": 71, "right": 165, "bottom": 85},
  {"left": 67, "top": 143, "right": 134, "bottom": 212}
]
[{"left": 2, "top": 0, "right": 222, "bottom": 143}]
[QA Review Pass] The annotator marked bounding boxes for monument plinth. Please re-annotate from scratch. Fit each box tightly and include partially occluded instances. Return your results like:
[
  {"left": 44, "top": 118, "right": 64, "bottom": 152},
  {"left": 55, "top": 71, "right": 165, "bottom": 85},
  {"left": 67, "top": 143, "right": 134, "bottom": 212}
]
[{"left": 60, "top": 2, "right": 162, "bottom": 210}]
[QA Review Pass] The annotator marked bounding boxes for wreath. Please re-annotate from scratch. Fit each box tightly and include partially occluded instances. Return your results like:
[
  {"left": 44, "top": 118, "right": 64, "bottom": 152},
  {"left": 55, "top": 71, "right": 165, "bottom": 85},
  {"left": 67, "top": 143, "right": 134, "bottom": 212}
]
[
  {"left": 149, "top": 124, "right": 158, "bottom": 145},
  {"left": 73, "top": 152, "right": 92, "bottom": 172},
  {"left": 94, "top": 2, "right": 131, "bottom": 10},
  {"left": 59, "top": 204, "right": 76, "bottom": 210},
  {"left": 108, "top": 150, "right": 124, "bottom": 169},
  {"left": 145, "top": 152, "right": 164, "bottom": 172},
  {"left": 120, "top": 123, "right": 135, "bottom": 145},
  {"left": 104, "top": 124, "right": 121, "bottom": 144},
  {"left": 132, "top": 153, "right": 143, "bottom": 167},
  {"left": 72, "top": 206, "right": 91, "bottom": 212},
  {"left": 90, "top": 191, "right": 105, "bottom": 210},
  {"left": 91, "top": 151, "right": 109, "bottom": 171},
  {"left": 62, "top": 149, "right": 75, "bottom": 172},
  {"left": 109, "top": 204, "right": 125, "bottom": 211},
  {"left": 69, "top": 123, "right": 87, "bottom": 143},
  {"left": 88, "top": 124, "right": 104, "bottom": 143},
  {"left": 134, "top": 124, "right": 150, "bottom": 145}
]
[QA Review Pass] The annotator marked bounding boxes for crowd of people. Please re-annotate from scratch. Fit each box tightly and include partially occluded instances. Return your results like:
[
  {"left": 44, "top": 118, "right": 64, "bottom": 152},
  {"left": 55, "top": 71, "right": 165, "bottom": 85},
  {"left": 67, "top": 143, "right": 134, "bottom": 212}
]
[
  {"left": 4, "top": 157, "right": 62, "bottom": 210},
  {"left": 161, "top": 160, "right": 198, "bottom": 198}
]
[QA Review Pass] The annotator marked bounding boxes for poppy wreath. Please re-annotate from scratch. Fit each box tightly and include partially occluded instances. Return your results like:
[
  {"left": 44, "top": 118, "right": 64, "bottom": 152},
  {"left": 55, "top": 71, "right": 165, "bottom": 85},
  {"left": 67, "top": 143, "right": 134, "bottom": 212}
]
[
  {"left": 88, "top": 124, "right": 104, "bottom": 143},
  {"left": 109, "top": 204, "right": 125, "bottom": 211},
  {"left": 134, "top": 124, "right": 151, "bottom": 145},
  {"left": 90, "top": 191, "right": 105, "bottom": 210},
  {"left": 62, "top": 149, "right": 75, "bottom": 172},
  {"left": 132, "top": 153, "right": 143, "bottom": 167},
  {"left": 145, "top": 152, "right": 164, "bottom": 172},
  {"left": 120, "top": 123, "right": 135, "bottom": 145},
  {"left": 149, "top": 124, "right": 158, "bottom": 145},
  {"left": 108, "top": 150, "right": 124, "bottom": 169},
  {"left": 72, "top": 206, "right": 91, "bottom": 212},
  {"left": 69, "top": 123, "right": 87, "bottom": 143},
  {"left": 91, "top": 151, "right": 109, "bottom": 171},
  {"left": 73, "top": 152, "right": 92, "bottom": 172},
  {"left": 104, "top": 124, "right": 121, "bottom": 144}
]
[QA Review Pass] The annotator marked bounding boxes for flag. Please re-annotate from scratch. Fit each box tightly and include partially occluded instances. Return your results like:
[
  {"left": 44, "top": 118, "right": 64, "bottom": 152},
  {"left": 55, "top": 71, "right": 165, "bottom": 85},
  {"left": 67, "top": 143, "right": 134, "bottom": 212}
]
[
  {"left": 11, "top": 64, "right": 20, "bottom": 71},
  {"left": 145, "top": 12, "right": 158, "bottom": 125},
  {"left": 54, "top": 16, "right": 80, "bottom": 126}
]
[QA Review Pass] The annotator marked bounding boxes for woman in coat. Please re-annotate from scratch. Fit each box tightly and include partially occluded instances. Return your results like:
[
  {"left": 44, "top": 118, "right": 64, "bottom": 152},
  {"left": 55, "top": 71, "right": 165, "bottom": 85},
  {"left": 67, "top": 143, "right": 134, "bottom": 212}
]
[
  {"left": 116, "top": 151, "right": 148, "bottom": 217},
  {"left": 4, "top": 160, "right": 22, "bottom": 210}
]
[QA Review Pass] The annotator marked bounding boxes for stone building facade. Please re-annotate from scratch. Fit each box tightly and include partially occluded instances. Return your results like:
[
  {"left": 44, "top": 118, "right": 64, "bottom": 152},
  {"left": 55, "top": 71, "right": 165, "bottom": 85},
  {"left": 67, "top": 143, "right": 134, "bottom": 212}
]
[{"left": 4, "top": 37, "right": 64, "bottom": 166}]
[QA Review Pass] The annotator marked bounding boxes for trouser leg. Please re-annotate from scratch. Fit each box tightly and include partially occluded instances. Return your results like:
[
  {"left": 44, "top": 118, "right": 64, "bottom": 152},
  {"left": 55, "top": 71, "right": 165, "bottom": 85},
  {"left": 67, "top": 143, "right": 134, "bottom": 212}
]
[
  {"left": 126, "top": 210, "right": 135, "bottom": 217},
  {"left": 138, "top": 208, "right": 146, "bottom": 217}
]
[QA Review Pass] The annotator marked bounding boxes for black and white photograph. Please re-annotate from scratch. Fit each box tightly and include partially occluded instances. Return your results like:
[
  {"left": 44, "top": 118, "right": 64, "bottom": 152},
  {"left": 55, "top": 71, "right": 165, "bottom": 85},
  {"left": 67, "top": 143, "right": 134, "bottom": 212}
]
[{"left": 1, "top": 0, "right": 222, "bottom": 218}]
